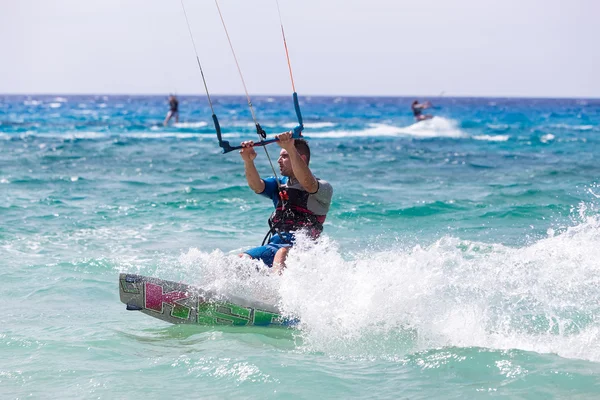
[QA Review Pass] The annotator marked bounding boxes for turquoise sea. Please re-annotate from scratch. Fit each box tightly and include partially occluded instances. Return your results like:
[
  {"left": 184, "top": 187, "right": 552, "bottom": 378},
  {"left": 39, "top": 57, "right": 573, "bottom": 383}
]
[{"left": 2, "top": 94, "right": 600, "bottom": 398}]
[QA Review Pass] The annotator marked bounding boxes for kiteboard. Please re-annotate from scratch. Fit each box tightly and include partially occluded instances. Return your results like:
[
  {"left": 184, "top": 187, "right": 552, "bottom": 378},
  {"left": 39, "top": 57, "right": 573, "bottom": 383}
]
[{"left": 119, "top": 273, "right": 292, "bottom": 327}]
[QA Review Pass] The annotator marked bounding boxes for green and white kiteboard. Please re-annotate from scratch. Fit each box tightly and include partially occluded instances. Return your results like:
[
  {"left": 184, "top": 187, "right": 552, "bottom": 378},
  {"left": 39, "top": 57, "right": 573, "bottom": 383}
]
[{"left": 119, "top": 273, "right": 293, "bottom": 327}]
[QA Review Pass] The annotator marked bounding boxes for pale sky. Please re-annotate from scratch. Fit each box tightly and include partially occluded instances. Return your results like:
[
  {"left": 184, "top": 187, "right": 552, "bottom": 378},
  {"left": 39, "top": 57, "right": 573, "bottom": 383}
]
[{"left": 1, "top": 0, "right": 598, "bottom": 98}]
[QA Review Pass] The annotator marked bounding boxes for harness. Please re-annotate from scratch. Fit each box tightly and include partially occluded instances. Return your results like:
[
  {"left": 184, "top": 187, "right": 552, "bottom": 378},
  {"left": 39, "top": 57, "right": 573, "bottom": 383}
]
[{"left": 261, "top": 186, "right": 323, "bottom": 245}]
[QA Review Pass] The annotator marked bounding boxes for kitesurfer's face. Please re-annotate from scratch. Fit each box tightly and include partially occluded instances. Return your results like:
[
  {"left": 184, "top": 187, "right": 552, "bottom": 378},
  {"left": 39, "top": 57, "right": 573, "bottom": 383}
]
[{"left": 278, "top": 149, "right": 293, "bottom": 177}]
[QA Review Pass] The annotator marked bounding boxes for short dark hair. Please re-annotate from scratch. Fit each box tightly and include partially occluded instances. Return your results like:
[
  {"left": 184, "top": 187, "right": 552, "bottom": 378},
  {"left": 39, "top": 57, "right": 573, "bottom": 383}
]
[{"left": 294, "top": 139, "right": 310, "bottom": 165}]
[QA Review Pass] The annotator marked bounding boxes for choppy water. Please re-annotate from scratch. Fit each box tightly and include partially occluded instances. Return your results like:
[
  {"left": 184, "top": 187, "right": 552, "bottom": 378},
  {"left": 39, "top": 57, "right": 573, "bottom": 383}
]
[{"left": 2, "top": 94, "right": 600, "bottom": 398}]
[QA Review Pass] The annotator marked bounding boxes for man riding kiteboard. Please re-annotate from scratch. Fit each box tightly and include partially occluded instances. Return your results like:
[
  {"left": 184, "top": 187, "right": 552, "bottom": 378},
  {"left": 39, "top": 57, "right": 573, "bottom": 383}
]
[{"left": 239, "top": 132, "right": 333, "bottom": 274}]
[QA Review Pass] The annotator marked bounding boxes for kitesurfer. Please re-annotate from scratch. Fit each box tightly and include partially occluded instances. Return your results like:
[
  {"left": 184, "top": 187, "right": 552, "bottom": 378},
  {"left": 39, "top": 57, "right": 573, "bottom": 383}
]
[
  {"left": 163, "top": 95, "right": 179, "bottom": 126},
  {"left": 411, "top": 100, "right": 433, "bottom": 121},
  {"left": 239, "top": 132, "right": 333, "bottom": 274}
]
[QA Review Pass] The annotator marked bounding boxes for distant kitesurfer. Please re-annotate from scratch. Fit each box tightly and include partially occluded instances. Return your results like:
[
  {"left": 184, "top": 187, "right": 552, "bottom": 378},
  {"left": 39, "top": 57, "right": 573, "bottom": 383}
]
[
  {"left": 239, "top": 132, "right": 333, "bottom": 274},
  {"left": 411, "top": 100, "right": 433, "bottom": 122},
  {"left": 163, "top": 95, "right": 179, "bottom": 126}
]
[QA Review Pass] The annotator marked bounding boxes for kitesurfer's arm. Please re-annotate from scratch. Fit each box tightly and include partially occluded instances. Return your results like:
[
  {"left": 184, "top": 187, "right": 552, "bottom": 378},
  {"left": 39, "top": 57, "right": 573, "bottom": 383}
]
[
  {"left": 276, "top": 131, "right": 319, "bottom": 194},
  {"left": 240, "top": 141, "right": 265, "bottom": 193},
  {"left": 414, "top": 102, "right": 432, "bottom": 110}
]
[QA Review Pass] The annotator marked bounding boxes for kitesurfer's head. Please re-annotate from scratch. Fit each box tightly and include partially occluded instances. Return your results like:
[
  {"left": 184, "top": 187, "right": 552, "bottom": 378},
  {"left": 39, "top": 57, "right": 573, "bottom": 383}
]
[
  {"left": 294, "top": 139, "right": 310, "bottom": 165},
  {"left": 278, "top": 139, "right": 310, "bottom": 177},
  {"left": 412, "top": 100, "right": 418, "bottom": 105}
]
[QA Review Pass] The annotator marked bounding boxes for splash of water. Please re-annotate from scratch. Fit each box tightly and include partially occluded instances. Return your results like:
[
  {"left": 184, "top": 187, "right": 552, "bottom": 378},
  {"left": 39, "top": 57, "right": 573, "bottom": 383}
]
[{"left": 272, "top": 216, "right": 600, "bottom": 360}]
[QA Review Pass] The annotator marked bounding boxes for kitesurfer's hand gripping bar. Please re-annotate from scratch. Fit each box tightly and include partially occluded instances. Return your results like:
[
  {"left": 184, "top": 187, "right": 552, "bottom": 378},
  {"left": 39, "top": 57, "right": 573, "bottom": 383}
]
[{"left": 216, "top": 92, "right": 304, "bottom": 154}]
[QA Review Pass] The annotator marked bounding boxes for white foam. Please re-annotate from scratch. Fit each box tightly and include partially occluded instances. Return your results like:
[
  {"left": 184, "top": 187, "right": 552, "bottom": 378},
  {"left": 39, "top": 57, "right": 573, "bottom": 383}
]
[
  {"left": 588, "top": 188, "right": 600, "bottom": 199},
  {"left": 65, "top": 132, "right": 108, "bottom": 140},
  {"left": 401, "top": 117, "right": 466, "bottom": 138},
  {"left": 548, "top": 124, "right": 594, "bottom": 131},
  {"left": 220, "top": 132, "right": 243, "bottom": 139},
  {"left": 173, "top": 121, "right": 208, "bottom": 129},
  {"left": 487, "top": 124, "right": 510, "bottom": 131},
  {"left": 283, "top": 122, "right": 337, "bottom": 129},
  {"left": 540, "top": 134, "right": 555, "bottom": 143},
  {"left": 30, "top": 131, "right": 109, "bottom": 140},
  {"left": 309, "top": 118, "right": 466, "bottom": 140},
  {"left": 473, "top": 135, "right": 510, "bottom": 142}
]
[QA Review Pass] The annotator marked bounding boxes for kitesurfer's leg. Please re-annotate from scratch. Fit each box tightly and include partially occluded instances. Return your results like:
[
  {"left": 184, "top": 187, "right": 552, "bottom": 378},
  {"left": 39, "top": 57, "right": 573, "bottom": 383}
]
[
  {"left": 271, "top": 247, "right": 290, "bottom": 275},
  {"left": 163, "top": 111, "right": 173, "bottom": 126},
  {"left": 241, "top": 234, "right": 294, "bottom": 271},
  {"left": 243, "top": 244, "right": 279, "bottom": 268}
]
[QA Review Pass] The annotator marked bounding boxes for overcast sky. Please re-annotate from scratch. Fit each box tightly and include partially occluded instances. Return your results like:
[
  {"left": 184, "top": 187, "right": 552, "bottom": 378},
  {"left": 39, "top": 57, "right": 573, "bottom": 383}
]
[{"left": 1, "top": 0, "right": 598, "bottom": 98}]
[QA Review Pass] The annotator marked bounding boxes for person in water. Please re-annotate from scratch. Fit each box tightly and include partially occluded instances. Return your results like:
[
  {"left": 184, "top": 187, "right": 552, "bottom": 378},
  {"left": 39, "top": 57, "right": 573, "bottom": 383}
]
[
  {"left": 411, "top": 100, "right": 433, "bottom": 121},
  {"left": 163, "top": 95, "right": 179, "bottom": 126},
  {"left": 239, "top": 132, "right": 333, "bottom": 274}
]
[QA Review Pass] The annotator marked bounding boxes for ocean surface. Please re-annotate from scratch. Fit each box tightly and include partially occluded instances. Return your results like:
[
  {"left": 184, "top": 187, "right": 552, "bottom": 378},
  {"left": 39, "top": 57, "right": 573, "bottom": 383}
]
[{"left": 2, "top": 94, "right": 600, "bottom": 399}]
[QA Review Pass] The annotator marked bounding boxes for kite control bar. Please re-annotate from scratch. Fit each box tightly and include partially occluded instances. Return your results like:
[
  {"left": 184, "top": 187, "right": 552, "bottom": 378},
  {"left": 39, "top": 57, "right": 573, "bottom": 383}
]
[{"left": 216, "top": 92, "right": 304, "bottom": 154}]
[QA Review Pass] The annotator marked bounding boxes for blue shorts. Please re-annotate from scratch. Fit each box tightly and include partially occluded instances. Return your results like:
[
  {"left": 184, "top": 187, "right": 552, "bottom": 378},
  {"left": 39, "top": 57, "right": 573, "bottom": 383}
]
[{"left": 244, "top": 233, "right": 294, "bottom": 268}]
